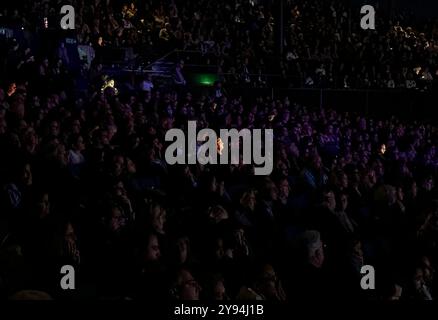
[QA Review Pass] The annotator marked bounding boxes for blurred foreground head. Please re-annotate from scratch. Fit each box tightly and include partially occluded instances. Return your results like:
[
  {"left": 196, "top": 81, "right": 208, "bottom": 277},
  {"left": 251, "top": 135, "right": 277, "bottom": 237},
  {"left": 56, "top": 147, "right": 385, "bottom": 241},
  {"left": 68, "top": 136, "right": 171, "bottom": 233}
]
[{"left": 9, "top": 290, "right": 53, "bottom": 300}]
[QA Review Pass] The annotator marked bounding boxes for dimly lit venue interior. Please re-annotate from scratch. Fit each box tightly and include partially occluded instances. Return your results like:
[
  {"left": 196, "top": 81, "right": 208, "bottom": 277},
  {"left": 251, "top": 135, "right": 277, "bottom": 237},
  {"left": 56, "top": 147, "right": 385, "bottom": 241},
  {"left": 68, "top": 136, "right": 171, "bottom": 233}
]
[{"left": 0, "top": 0, "right": 438, "bottom": 304}]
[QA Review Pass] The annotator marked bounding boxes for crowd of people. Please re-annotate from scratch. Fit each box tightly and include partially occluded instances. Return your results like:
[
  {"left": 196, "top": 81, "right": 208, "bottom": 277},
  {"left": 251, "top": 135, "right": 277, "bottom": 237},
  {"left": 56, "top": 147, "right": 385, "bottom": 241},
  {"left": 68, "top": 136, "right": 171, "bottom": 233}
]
[
  {"left": 2, "top": 0, "right": 438, "bottom": 89},
  {"left": 1, "top": 0, "right": 438, "bottom": 302}
]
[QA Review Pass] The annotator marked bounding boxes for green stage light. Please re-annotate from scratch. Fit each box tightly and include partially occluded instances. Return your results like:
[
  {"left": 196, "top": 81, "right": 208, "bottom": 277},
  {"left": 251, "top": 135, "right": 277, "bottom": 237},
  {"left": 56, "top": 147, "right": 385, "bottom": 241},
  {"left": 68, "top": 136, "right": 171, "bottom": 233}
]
[{"left": 194, "top": 74, "right": 217, "bottom": 86}]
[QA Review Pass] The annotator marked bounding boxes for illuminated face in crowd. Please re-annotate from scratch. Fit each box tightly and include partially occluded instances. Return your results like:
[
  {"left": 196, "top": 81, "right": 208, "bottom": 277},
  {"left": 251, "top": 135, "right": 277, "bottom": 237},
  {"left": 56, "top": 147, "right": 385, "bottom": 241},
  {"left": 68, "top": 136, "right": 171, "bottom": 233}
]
[
  {"left": 145, "top": 234, "right": 160, "bottom": 262},
  {"left": 177, "top": 270, "right": 201, "bottom": 300}
]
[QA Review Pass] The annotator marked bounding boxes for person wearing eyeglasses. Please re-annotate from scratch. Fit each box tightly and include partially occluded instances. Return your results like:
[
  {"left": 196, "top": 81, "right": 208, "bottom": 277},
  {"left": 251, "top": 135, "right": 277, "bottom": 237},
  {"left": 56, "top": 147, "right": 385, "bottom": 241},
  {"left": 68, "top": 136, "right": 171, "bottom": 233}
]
[{"left": 170, "top": 268, "right": 201, "bottom": 300}]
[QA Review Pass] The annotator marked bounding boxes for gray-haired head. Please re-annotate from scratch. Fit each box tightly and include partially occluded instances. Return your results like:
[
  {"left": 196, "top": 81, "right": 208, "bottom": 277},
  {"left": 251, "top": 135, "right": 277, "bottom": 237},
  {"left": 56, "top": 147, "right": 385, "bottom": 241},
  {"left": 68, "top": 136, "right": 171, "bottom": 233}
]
[
  {"left": 297, "top": 230, "right": 324, "bottom": 268},
  {"left": 299, "top": 230, "right": 322, "bottom": 255}
]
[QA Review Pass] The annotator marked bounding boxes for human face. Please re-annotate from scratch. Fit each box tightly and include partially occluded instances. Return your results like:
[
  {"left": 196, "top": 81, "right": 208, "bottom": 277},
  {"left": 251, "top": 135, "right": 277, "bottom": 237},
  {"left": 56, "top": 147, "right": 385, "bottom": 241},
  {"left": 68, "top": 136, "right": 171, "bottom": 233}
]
[
  {"left": 380, "top": 144, "right": 386, "bottom": 155},
  {"left": 151, "top": 204, "right": 166, "bottom": 234},
  {"left": 209, "top": 206, "right": 228, "bottom": 224},
  {"left": 37, "top": 193, "right": 50, "bottom": 218},
  {"left": 145, "top": 234, "right": 160, "bottom": 262},
  {"left": 423, "top": 178, "right": 434, "bottom": 191},
  {"left": 112, "top": 156, "right": 124, "bottom": 176},
  {"left": 75, "top": 136, "right": 85, "bottom": 152},
  {"left": 313, "top": 156, "right": 322, "bottom": 169},
  {"left": 411, "top": 182, "right": 418, "bottom": 198},
  {"left": 7, "top": 83, "right": 17, "bottom": 96},
  {"left": 367, "top": 170, "right": 376, "bottom": 185},
  {"left": 312, "top": 243, "right": 325, "bottom": 268},
  {"left": 242, "top": 191, "right": 256, "bottom": 211},
  {"left": 213, "top": 280, "right": 226, "bottom": 300},
  {"left": 269, "top": 185, "right": 278, "bottom": 201},
  {"left": 176, "top": 237, "right": 189, "bottom": 264},
  {"left": 260, "top": 264, "right": 278, "bottom": 292},
  {"left": 323, "top": 191, "right": 336, "bottom": 211},
  {"left": 414, "top": 268, "right": 425, "bottom": 291},
  {"left": 109, "top": 207, "right": 126, "bottom": 232},
  {"left": 126, "top": 158, "right": 136, "bottom": 174},
  {"left": 386, "top": 186, "right": 397, "bottom": 205},
  {"left": 397, "top": 187, "right": 404, "bottom": 202},
  {"left": 340, "top": 193, "right": 348, "bottom": 211},
  {"left": 21, "top": 164, "right": 33, "bottom": 186},
  {"left": 340, "top": 173, "right": 348, "bottom": 189},
  {"left": 65, "top": 223, "right": 77, "bottom": 246},
  {"left": 278, "top": 179, "right": 290, "bottom": 198},
  {"left": 50, "top": 121, "right": 60, "bottom": 136},
  {"left": 217, "top": 138, "right": 224, "bottom": 155},
  {"left": 178, "top": 270, "right": 201, "bottom": 300},
  {"left": 55, "top": 144, "right": 68, "bottom": 167}
]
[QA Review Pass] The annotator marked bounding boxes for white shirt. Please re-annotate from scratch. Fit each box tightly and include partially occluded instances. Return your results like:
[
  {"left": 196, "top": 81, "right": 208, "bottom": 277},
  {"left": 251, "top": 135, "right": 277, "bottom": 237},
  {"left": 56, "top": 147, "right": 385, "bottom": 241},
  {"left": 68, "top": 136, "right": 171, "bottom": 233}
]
[{"left": 68, "top": 150, "right": 85, "bottom": 165}]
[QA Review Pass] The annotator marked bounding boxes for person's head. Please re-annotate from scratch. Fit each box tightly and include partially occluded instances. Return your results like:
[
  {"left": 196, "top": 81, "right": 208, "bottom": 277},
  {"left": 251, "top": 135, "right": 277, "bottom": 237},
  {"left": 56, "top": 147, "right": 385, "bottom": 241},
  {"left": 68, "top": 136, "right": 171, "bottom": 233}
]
[
  {"left": 112, "top": 180, "right": 127, "bottom": 198},
  {"left": 18, "top": 162, "right": 33, "bottom": 187},
  {"left": 10, "top": 95, "right": 25, "bottom": 118},
  {"left": 53, "top": 143, "right": 68, "bottom": 167},
  {"left": 261, "top": 178, "right": 278, "bottom": 201},
  {"left": 146, "top": 146, "right": 156, "bottom": 161},
  {"left": 396, "top": 185, "right": 404, "bottom": 202},
  {"left": 111, "top": 154, "right": 125, "bottom": 177},
  {"left": 23, "top": 127, "right": 37, "bottom": 149},
  {"left": 208, "top": 274, "right": 227, "bottom": 300},
  {"left": 421, "top": 256, "right": 434, "bottom": 285},
  {"left": 321, "top": 189, "right": 336, "bottom": 212},
  {"left": 363, "top": 168, "right": 377, "bottom": 187},
  {"left": 173, "top": 235, "right": 190, "bottom": 265},
  {"left": 406, "top": 179, "right": 418, "bottom": 199},
  {"left": 171, "top": 269, "right": 201, "bottom": 300},
  {"left": 413, "top": 267, "right": 426, "bottom": 291},
  {"left": 69, "top": 134, "right": 85, "bottom": 152},
  {"left": 149, "top": 201, "right": 166, "bottom": 234},
  {"left": 311, "top": 154, "right": 322, "bottom": 170},
  {"left": 277, "top": 177, "right": 290, "bottom": 199},
  {"left": 7, "top": 82, "right": 17, "bottom": 97},
  {"left": 9, "top": 290, "right": 53, "bottom": 300},
  {"left": 32, "top": 191, "right": 50, "bottom": 219},
  {"left": 299, "top": 230, "right": 325, "bottom": 268},
  {"left": 126, "top": 157, "right": 136, "bottom": 174},
  {"left": 49, "top": 120, "right": 60, "bottom": 137},
  {"left": 144, "top": 233, "right": 161, "bottom": 262},
  {"left": 240, "top": 190, "right": 256, "bottom": 211},
  {"left": 337, "top": 192, "right": 349, "bottom": 212},
  {"left": 422, "top": 176, "right": 434, "bottom": 192},
  {"left": 107, "top": 205, "right": 126, "bottom": 233},
  {"left": 351, "top": 238, "right": 363, "bottom": 259},
  {"left": 374, "top": 185, "right": 397, "bottom": 206},
  {"left": 56, "top": 220, "right": 78, "bottom": 256},
  {"left": 254, "top": 263, "right": 283, "bottom": 300},
  {"left": 338, "top": 171, "right": 349, "bottom": 189},
  {"left": 208, "top": 205, "right": 229, "bottom": 224},
  {"left": 216, "top": 138, "right": 224, "bottom": 155},
  {"left": 201, "top": 173, "right": 218, "bottom": 192},
  {"left": 64, "top": 222, "right": 77, "bottom": 241}
]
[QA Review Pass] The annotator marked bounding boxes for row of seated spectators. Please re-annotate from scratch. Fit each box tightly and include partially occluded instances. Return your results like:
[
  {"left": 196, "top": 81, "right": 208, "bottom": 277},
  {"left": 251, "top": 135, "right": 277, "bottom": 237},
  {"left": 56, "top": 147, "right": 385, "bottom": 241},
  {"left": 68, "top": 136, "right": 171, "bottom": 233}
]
[
  {"left": 1, "top": 0, "right": 437, "bottom": 89},
  {"left": 1, "top": 30, "right": 438, "bottom": 300}
]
